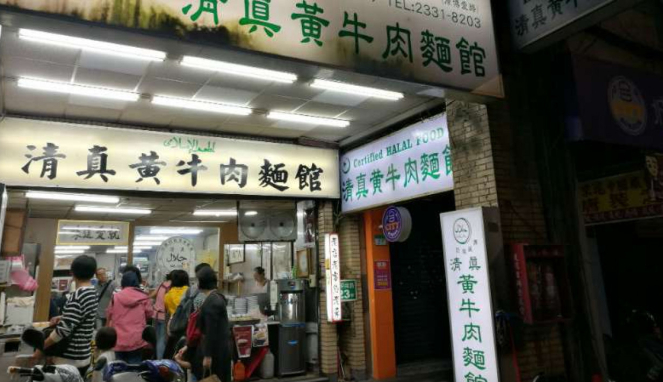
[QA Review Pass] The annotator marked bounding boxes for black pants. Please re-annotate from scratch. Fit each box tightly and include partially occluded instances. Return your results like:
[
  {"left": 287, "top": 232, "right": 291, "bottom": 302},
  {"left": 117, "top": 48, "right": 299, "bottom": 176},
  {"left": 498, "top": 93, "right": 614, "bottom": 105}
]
[{"left": 163, "top": 334, "right": 182, "bottom": 360}]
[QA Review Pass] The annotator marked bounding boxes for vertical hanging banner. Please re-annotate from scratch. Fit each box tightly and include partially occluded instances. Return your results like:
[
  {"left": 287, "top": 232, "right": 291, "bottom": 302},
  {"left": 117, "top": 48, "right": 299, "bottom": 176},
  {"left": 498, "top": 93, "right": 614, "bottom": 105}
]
[
  {"left": 325, "top": 233, "right": 342, "bottom": 323},
  {"left": 441, "top": 208, "right": 500, "bottom": 382}
]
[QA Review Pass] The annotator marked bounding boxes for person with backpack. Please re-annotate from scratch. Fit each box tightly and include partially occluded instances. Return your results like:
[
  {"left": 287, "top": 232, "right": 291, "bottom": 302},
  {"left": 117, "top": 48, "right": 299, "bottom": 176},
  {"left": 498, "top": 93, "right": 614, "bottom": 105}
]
[
  {"left": 150, "top": 273, "right": 172, "bottom": 359},
  {"left": 163, "top": 270, "right": 190, "bottom": 359},
  {"left": 106, "top": 271, "right": 154, "bottom": 364}
]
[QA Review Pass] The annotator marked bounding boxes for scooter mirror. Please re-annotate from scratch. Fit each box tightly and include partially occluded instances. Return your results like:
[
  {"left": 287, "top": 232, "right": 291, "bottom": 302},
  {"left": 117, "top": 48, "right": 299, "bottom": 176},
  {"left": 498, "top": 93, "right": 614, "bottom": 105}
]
[{"left": 21, "top": 328, "right": 45, "bottom": 351}]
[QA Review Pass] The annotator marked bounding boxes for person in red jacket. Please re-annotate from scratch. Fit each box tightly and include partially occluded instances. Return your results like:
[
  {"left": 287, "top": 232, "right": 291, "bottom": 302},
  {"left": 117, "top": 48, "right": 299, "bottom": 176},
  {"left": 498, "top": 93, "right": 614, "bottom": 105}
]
[{"left": 107, "top": 270, "right": 154, "bottom": 364}]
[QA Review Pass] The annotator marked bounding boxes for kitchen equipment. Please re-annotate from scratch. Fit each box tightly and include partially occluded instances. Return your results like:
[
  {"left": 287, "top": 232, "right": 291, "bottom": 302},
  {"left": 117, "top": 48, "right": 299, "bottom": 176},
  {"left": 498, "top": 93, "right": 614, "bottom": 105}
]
[
  {"left": 276, "top": 279, "right": 307, "bottom": 376},
  {"left": 277, "top": 279, "right": 306, "bottom": 324}
]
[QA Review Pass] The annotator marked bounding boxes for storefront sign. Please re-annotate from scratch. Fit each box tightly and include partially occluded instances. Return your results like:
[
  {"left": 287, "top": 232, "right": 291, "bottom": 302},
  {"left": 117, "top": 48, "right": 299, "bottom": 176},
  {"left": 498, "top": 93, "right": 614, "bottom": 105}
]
[
  {"left": 0, "top": 0, "right": 502, "bottom": 96},
  {"left": 0, "top": 118, "right": 339, "bottom": 198},
  {"left": 157, "top": 237, "right": 195, "bottom": 273},
  {"left": 382, "top": 206, "right": 412, "bottom": 243},
  {"left": 374, "top": 235, "right": 388, "bottom": 246},
  {"left": 341, "top": 114, "right": 453, "bottom": 213},
  {"left": 340, "top": 280, "right": 357, "bottom": 302},
  {"left": 568, "top": 57, "right": 663, "bottom": 151},
  {"left": 580, "top": 171, "right": 663, "bottom": 225},
  {"left": 374, "top": 260, "right": 392, "bottom": 290},
  {"left": 510, "top": 0, "right": 613, "bottom": 50},
  {"left": 56, "top": 220, "right": 130, "bottom": 246},
  {"left": 441, "top": 208, "right": 499, "bottom": 382},
  {"left": 325, "top": 233, "right": 342, "bottom": 323}
]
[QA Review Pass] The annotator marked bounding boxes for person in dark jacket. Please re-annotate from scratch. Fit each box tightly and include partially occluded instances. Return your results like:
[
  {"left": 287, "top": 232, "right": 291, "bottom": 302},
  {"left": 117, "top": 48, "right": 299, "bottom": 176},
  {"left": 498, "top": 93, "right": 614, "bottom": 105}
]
[{"left": 191, "top": 267, "right": 230, "bottom": 382}]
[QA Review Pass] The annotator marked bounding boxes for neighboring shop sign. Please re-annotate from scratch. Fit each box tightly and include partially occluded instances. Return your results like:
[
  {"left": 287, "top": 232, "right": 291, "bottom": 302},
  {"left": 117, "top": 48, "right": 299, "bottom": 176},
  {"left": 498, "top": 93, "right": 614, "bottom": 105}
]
[
  {"left": 382, "top": 206, "right": 413, "bottom": 243},
  {"left": 325, "top": 233, "right": 342, "bottom": 322},
  {"left": 374, "top": 234, "right": 388, "bottom": 246},
  {"left": 509, "top": 0, "right": 613, "bottom": 50},
  {"left": 0, "top": 184, "right": 6, "bottom": 247},
  {"left": 341, "top": 114, "right": 453, "bottom": 213},
  {"left": 374, "top": 260, "right": 392, "bottom": 290},
  {"left": 56, "top": 220, "right": 130, "bottom": 246},
  {"left": 441, "top": 208, "right": 499, "bottom": 382},
  {"left": 579, "top": 170, "right": 663, "bottom": 225},
  {"left": 340, "top": 280, "right": 357, "bottom": 302},
  {"left": 0, "top": 118, "right": 339, "bottom": 198},
  {"left": 568, "top": 57, "right": 663, "bottom": 151},
  {"left": 157, "top": 237, "right": 196, "bottom": 273},
  {"left": 0, "top": 0, "right": 502, "bottom": 96}
]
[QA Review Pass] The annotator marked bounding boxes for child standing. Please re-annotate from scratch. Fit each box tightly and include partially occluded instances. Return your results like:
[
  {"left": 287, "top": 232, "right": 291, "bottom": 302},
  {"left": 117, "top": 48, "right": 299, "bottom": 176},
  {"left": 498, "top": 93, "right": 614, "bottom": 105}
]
[{"left": 92, "top": 327, "right": 117, "bottom": 382}]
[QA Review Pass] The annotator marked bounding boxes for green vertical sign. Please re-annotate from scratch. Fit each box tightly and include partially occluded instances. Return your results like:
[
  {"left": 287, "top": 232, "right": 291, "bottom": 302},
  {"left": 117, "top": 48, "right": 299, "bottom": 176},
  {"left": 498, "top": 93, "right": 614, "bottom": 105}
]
[{"left": 341, "top": 279, "right": 357, "bottom": 302}]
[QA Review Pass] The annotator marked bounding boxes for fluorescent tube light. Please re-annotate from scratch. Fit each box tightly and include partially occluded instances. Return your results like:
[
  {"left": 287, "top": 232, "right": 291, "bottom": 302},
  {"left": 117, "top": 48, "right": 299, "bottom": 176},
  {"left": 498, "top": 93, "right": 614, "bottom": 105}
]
[
  {"left": 55, "top": 246, "right": 90, "bottom": 250},
  {"left": 150, "top": 228, "right": 203, "bottom": 235},
  {"left": 55, "top": 249, "right": 85, "bottom": 255},
  {"left": 133, "top": 246, "right": 154, "bottom": 250},
  {"left": 193, "top": 210, "right": 238, "bottom": 217},
  {"left": 244, "top": 211, "right": 258, "bottom": 216},
  {"left": 181, "top": 56, "right": 297, "bottom": 84},
  {"left": 75, "top": 206, "right": 152, "bottom": 215},
  {"left": 18, "top": 78, "right": 140, "bottom": 102},
  {"left": 267, "top": 111, "right": 350, "bottom": 128},
  {"left": 19, "top": 28, "right": 166, "bottom": 61},
  {"left": 26, "top": 191, "right": 119, "bottom": 204},
  {"left": 310, "top": 79, "right": 404, "bottom": 101},
  {"left": 132, "top": 242, "right": 163, "bottom": 246},
  {"left": 152, "top": 95, "right": 252, "bottom": 116},
  {"left": 107, "top": 249, "right": 128, "bottom": 254},
  {"left": 61, "top": 226, "right": 121, "bottom": 232},
  {"left": 135, "top": 236, "right": 169, "bottom": 241}
]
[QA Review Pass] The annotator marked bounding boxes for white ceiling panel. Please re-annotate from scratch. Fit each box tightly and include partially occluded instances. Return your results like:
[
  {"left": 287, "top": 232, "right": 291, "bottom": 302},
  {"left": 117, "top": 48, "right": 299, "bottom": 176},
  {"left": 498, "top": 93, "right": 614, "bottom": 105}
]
[
  {"left": 68, "top": 94, "right": 133, "bottom": 111},
  {"left": 4, "top": 83, "right": 68, "bottom": 115},
  {"left": 207, "top": 73, "right": 275, "bottom": 93},
  {"left": 2, "top": 35, "right": 80, "bottom": 66},
  {"left": 248, "top": 94, "right": 306, "bottom": 112},
  {"left": 2, "top": 57, "right": 75, "bottom": 82},
  {"left": 146, "top": 60, "right": 214, "bottom": 86},
  {"left": 262, "top": 82, "right": 324, "bottom": 100},
  {"left": 64, "top": 104, "right": 122, "bottom": 122},
  {"left": 216, "top": 122, "right": 268, "bottom": 136},
  {"left": 78, "top": 51, "right": 152, "bottom": 76},
  {"left": 311, "top": 91, "right": 370, "bottom": 107},
  {"left": 119, "top": 104, "right": 174, "bottom": 127},
  {"left": 293, "top": 102, "right": 350, "bottom": 118},
  {"left": 271, "top": 120, "right": 318, "bottom": 132},
  {"left": 73, "top": 67, "right": 143, "bottom": 90},
  {"left": 224, "top": 114, "right": 276, "bottom": 127},
  {"left": 195, "top": 85, "right": 259, "bottom": 106},
  {"left": 139, "top": 77, "right": 203, "bottom": 98}
]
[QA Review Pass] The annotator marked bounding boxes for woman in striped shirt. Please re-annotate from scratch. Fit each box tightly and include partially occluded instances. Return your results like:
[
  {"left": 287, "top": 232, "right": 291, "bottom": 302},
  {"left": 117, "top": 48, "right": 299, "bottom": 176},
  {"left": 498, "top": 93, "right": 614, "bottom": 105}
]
[{"left": 33, "top": 255, "right": 99, "bottom": 377}]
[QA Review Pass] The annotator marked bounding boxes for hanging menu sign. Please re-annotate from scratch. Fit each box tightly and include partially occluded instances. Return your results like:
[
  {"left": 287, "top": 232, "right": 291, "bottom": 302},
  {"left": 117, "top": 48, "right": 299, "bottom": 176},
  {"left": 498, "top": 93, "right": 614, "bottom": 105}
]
[
  {"left": 341, "top": 114, "right": 453, "bottom": 213},
  {"left": 440, "top": 208, "right": 499, "bottom": 382},
  {"left": 325, "top": 233, "right": 342, "bottom": 323},
  {"left": 0, "top": 118, "right": 339, "bottom": 198},
  {"left": 0, "top": 0, "right": 502, "bottom": 96}
]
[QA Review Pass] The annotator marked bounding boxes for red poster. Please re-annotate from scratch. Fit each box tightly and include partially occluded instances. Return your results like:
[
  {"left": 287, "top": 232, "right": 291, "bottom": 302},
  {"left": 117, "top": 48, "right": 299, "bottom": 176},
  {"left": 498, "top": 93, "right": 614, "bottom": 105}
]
[
  {"left": 374, "top": 260, "right": 391, "bottom": 290},
  {"left": 233, "top": 326, "right": 253, "bottom": 359}
]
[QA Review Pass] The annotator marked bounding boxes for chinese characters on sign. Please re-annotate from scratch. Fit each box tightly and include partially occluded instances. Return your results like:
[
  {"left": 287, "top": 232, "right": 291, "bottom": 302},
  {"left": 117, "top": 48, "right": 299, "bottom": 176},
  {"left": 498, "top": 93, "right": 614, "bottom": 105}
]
[
  {"left": 374, "top": 260, "right": 392, "bottom": 290},
  {"left": 341, "top": 114, "right": 453, "bottom": 213},
  {"left": 56, "top": 220, "right": 130, "bottom": 246},
  {"left": 325, "top": 233, "right": 342, "bottom": 322},
  {"left": 509, "top": 0, "right": 614, "bottom": 49},
  {"left": 0, "top": 0, "right": 502, "bottom": 96},
  {"left": 0, "top": 118, "right": 339, "bottom": 198},
  {"left": 441, "top": 208, "right": 499, "bottom": 382}
]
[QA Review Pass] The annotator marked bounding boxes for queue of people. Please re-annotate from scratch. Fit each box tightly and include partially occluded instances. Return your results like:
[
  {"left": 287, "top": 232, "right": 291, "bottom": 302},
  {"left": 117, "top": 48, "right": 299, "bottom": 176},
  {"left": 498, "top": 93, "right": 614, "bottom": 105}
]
[{"left": 33, "top": 255, "right": 231, "bottom": 382}]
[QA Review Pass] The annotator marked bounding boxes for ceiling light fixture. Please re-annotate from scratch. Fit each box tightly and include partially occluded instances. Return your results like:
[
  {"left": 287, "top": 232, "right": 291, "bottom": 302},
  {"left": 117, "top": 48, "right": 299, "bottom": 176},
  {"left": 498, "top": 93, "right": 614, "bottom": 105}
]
[
  {"left": 134, "top": 236, "right": 169, "bottom": 242},
  {"left": 18, "top": 28, "right": 167, "bottom": 61},
  {"left": 150, "top": 228, "right": 203, "bottom": 235},
  {"left": 244, "top": 211, "right": 258, "bottom": 216},
  {"left": 193, "top": 210, "right": 238, "bottom": 217},
  {"left": 132, "top": 242, "right": 164, "bottom": 246},
  {"left": 267, "top": 111, "right": 350, "bottom": 128},
  {"left": 152, "top": 96, "right": 252, "bottom": 116},
  {"left": 106, "top": 249, "right": 128, "bottom": 254},
  {"left": 54, "top": 249, "right": 86, "bottom": 255},
  {"left": 26, "top": 191, "right": 120, "bottom": 204},
  {"left": 75, "top": 206, "right": 152, "bottom": 215},
  {"left": 310, "top": 79, "right": 404, "bottom": 101},
  {"left": 181, "top": 56, "right": 297, "bottom": 84},
  {"left": 18, "top": 78, "right": 140, "bottom": 102},
  {"left": 55, "top": 246, "right": 91, "bottom": 250}
]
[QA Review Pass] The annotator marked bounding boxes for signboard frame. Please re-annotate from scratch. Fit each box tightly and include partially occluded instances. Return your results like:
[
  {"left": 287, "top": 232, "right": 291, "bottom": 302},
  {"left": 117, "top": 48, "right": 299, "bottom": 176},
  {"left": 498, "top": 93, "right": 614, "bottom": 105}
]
[
  {"left": 340, "top": 279, "right": 357, "bottom": 302},
  {"left": 56, "top": 220, "right": 130, "bottom": 246},
  {"left": 325, "top": 233, "right": 343, "bottom": 323}
]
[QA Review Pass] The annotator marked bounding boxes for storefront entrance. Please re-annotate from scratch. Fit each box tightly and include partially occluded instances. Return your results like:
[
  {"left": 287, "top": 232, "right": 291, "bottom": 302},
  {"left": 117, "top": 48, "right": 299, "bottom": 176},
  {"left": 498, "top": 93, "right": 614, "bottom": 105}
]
[{"left": 389, "top": 193, "right": 454, "bottom": 367}]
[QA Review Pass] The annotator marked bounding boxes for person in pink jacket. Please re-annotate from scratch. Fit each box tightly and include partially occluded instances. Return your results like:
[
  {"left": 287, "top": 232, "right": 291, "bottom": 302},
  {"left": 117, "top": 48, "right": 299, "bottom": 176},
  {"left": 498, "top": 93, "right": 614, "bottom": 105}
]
[{"left": 106, "top": 270, "right": 154, "bottom": 364}]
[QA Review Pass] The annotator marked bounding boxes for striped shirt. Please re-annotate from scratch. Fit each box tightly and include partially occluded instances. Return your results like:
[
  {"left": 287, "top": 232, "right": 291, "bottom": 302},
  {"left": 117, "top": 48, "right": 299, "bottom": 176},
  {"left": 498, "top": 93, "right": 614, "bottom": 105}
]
[{"left": 54, "top": 286, "right": 98, "bottom": 362}]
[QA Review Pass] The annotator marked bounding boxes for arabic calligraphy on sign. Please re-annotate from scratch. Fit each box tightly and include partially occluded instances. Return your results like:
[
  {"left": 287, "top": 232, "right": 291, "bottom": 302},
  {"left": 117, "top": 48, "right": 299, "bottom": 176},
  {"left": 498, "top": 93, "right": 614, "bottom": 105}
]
[
  {"left": 157, "top": 236, "right": 196, "bottom": 273},
  {"left": 164, "top": 136, "right": 217, "bottom": 154}
]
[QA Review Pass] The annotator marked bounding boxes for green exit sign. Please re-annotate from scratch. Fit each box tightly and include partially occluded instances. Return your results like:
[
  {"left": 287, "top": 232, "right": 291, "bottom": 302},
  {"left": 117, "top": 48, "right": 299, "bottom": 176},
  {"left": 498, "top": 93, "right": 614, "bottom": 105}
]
[{"left": 341, "top": 280, "right": 357, "bottom": 302}]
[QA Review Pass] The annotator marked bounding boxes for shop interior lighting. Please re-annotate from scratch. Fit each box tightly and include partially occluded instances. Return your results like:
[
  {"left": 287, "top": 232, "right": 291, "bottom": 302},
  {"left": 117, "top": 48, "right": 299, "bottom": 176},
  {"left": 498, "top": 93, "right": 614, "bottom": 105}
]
[
  {"left": 193, "top": 210, "right": 237, "bottom": 217},
  {"left": 267, "top": 111, "right": 350, "bottom": 128},
  {"left": 26, "top": 191, "right": 120, "bottom": 204},
  {"left": 18, "top": 78, "right": 140, "bottom": 102},
  {"left": 170, "top": 220, "right": 228, "bottom": 224},
  {"left": 152, "top": 95, "right": 252, "bottom": 116},
  {"left": 18, "top": 28, "right": 167, "bottom": 61},
  {"left": 133, "top": 246, "right": 154, "bottom": 250},
  {"left": 132, "top": 242, "right": 163, "bottom": 246},
  {"left": 135, "top": 236, "right": 169, "bottom": 242},
  {"left": 75, "top": 206, "right": 152, "bottom": 215},
  {"left": 55, "top": 246, "right": 90, "bottom": 250},
  {"left": 150, "top": 228, "right": 203, "bottom": 235},
  {"left": 244, "top": 211, "right": 258, "bottom": 216},
  {"left": 180, "top": 56, "right": 297, "bottom": 84},
  {"left": 54, "top": 249, "right": 86, "bottom": 255},
  {"left": 106, "top": 249, "right": 128, "bottom": 254},
  {"left": 310, "top": 79, "right": 404, "bottom": 101}
]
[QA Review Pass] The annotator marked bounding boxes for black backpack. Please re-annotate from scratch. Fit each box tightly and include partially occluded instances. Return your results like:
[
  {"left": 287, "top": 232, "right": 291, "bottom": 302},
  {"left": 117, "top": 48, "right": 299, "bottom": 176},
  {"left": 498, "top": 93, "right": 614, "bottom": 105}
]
[{"left": 169, "top": 288, "right": 199, "bottom": 334}]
